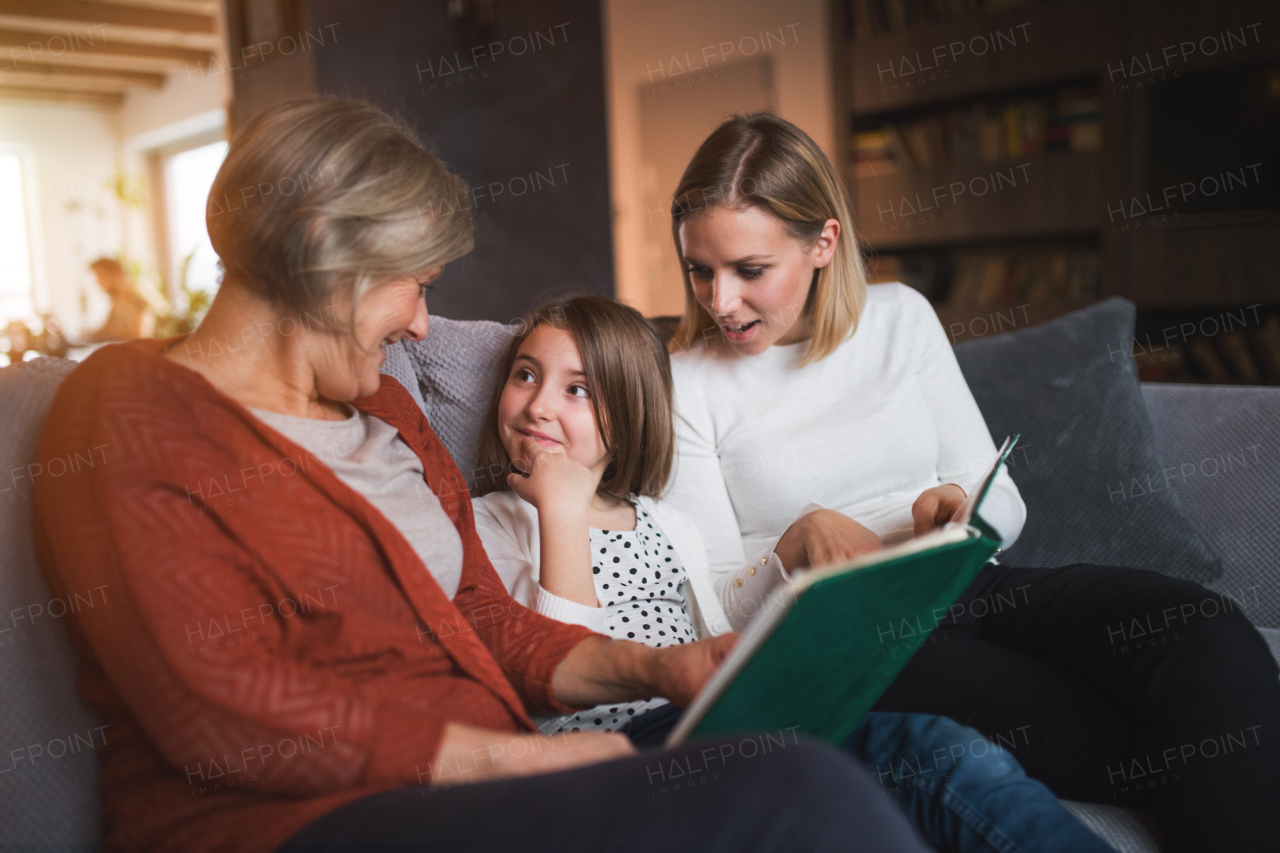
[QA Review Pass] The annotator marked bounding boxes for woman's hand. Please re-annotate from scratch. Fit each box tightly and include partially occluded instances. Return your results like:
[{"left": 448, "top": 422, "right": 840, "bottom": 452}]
[
  {"left": 429, "top": 722, "right": 634, "bottom": 786},
  {"left": 648, "top": 632, "right": 739, "bottom": 707},
  {"left": 774, "top": 508, "right": 882, "bottom": 572},
  {"left": 911, "top": 484, "right": 967, "bottom": 536},
  {"left": 551, "top": 634, "right": 738, "bottom": 710},
  {"left": 506, "top": 435, "right": 598, "bottom": 519}
]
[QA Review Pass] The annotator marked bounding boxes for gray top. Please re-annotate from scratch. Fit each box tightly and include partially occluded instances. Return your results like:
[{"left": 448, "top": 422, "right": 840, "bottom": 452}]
[{"left": 249, "top": 404, "right": 464, "bottom": 599}]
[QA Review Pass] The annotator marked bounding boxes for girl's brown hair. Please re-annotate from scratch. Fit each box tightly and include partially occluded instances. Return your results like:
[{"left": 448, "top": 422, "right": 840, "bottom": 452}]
[
  {"left": 473, "top": 295, "right": 674, "bottom": 501},
  {"left": 667, "top": 112, "right": 868, "bottom": 367}
]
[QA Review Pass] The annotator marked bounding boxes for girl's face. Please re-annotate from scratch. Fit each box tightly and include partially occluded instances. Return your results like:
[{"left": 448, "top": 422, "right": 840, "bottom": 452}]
[
  {"left": 497, "top": 324, "right": 612, "bottom": 479},
  {"left": 678, "top": 205, "right": 839, "bottom": 355}
]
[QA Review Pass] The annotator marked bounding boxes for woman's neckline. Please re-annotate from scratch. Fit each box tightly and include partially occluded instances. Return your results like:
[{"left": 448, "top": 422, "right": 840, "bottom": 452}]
[{"left": 249, "top": 403, "right": 358, "bottom": 424}]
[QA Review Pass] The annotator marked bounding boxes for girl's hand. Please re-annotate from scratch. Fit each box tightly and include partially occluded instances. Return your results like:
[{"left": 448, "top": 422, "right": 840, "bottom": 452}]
[
  {"left": 506, "top": 435, "right": 599, "bottom": 520},
  {"left": 510, "top": 436, "right": 602, "bottom": 606},
  {"left": 911, "top": 484, "right": 967, "bottom": 536},
  {"left": 774, "top": 508, "right": 882, "bottom": 572}
]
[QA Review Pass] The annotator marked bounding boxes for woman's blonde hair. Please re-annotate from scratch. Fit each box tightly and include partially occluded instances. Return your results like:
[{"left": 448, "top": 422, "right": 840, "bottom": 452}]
[
  {"left": 473, "top": 296, "right": 675, "bottom": 501},
  {"left": 207, "top": 96, "right": 473, "bottom": 320},
  {"left": 667, "top": 112, "right": 868, "bottom": 366}
]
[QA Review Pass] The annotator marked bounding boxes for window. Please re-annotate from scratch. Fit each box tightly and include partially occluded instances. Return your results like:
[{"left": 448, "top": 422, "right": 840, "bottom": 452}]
[
  {"left": 164, "top": 139, "right": 228, "bottom": 299},
  {"left": 0, "top": 151, "right": 35, "bottom": 325}
]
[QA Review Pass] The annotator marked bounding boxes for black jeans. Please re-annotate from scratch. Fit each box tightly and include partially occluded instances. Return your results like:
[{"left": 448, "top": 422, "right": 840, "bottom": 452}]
[
  {"left": 873, "top": 562, "right": 1280, "bottom": 853},
  {"left": 277, "top": 733, "right": 931, "bottom": 853}
]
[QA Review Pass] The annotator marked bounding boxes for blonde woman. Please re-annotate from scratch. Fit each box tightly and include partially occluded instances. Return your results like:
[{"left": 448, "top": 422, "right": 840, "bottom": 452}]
[
  {"left": 33, "top": 98, "right": 931, "bottom": 853},
  {"left": 662, "top": 112, "right": 1280, "bottom": 853}
]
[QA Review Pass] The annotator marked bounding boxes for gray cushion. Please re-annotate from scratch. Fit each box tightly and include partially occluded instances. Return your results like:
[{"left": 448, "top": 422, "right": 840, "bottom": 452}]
[
  {"left": 378, "top": 338, "right": 428, "bottom": 415},
  {"left": 1143, "top": 384, "right": 1280, "bottom": 629},
  {"left": 0, "top": 357, "right": 104, "bottom": 851},
  {"left": 390, "top": 316, "right": 515, "bottom": 484},
  {"left": 954, "top": 298, "right": 1224, "bottom": 582}
]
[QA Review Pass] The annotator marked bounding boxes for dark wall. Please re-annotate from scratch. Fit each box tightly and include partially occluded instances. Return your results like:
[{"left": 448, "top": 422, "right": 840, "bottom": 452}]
[{"left": 229, "top": 0, "right": 614, "bottom": 322}]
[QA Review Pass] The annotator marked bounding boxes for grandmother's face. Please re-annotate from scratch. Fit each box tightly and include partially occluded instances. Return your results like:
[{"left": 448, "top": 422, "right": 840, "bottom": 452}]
[
  {"left": 313, "top": 266, "right": 441, "bottom": 402},
  {"left": 678, "top": 205, "right": 838, "bottom": 355}
]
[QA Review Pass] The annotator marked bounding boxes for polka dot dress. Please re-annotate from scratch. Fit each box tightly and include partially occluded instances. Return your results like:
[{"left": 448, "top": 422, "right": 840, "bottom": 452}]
[{"left": 542, "top": 501, "right": 697, "bottom": 735}]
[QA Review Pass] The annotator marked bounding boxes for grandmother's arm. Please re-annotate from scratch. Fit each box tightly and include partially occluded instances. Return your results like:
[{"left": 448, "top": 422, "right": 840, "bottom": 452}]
[
  {"left": 35, "top": 484, "right": 457, "bottom": 796},
  {"left": 455, "top": 496, "right": 734, "bottom": 711}
]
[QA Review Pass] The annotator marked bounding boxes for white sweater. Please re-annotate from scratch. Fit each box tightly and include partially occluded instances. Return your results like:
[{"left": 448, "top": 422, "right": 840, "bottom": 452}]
[
  {"left": 665, "top": 282, "right": 1026, "bottom": 629},
  {"left": 472, "top": 490, "right": 732, "bottom": 638}
]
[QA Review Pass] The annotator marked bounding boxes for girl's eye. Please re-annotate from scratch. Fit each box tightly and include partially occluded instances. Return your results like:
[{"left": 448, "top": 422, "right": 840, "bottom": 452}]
[
  {"left": 417, "top": 281, "right": 435, "bottom": 300},
  {"left": 739, "top": 267, "right": 766, "bottom": 280},
  {"left": 513, "top": 367, "right": 535, "bottom": 383},
  {"left": 567, "top": 383, "right": 590, "bottom": 398},
  {"left": 686, "top": 265, "right": 711, "bottom": 279}
]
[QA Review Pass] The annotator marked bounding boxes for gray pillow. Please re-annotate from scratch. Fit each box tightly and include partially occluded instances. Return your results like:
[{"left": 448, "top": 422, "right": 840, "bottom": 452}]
[
  {"left": 390, "top": 316, "right": 515, "bottom": 485},
  {"left": 954, "top": 297, "right": 1224, "bottom": 582}
]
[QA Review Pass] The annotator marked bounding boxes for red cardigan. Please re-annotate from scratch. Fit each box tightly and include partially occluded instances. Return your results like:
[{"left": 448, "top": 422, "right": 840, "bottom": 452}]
[{"left": 33, "top": 339, "right": 598, "bottom": 853}]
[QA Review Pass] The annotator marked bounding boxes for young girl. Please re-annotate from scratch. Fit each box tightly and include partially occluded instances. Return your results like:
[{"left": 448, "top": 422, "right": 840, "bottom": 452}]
[{"left": 470, "top": 295, "right": 1112, "bottom": 853}]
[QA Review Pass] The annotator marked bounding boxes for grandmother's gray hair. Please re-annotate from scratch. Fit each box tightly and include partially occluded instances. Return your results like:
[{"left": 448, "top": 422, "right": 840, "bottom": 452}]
[{"left": 207, "top": 96, "right": 473, "bottom": 320}]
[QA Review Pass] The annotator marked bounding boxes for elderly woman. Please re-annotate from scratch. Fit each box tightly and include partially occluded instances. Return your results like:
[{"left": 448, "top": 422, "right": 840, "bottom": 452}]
[{"left": 31, "top": 98, "right": 930, "bottom": 853}]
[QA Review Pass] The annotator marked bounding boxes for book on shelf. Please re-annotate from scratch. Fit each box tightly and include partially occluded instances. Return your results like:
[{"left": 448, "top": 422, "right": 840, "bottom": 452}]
[
  {"left": 943, "top": 249, "right": 1099, "bottom": 308},
  {"left": 1253, "top": 317, "right": 1280, "bottom": 382},
  {"left": 865, "top": 252, "right": 943, "bottom": 299},
  {"left": 849, "top": 0, "right": 1031, "bottom": 41},
  {"left": 865, "top": 253, "right": 905, "bottom": 283},
  {"left": 867, "top": 248, "right": 1099, "bottom": 311},
  {"left": 1188, "top": 338, "right": 1232, "bottom": 383},
  {"left": 1133, "top": 344, "right": 1186, "bottom": 383},
  {"left": 850, "top": 126, "right": 915, "bottom": 176},
  {"left": 978, "top": 111, "right": 1003, "bottom": 163},
  {"left": 849, "top": 86, "right": 1101, "bottom": 175},
  {"left": 976, "top": 255, "right": 1008, "bottom": 305},
  {"left": 1217, "top": 332, "right": 1261, "bottom": 384},
  {"left": 1128, "top": 314, "right": 1280, "bottom": 386},
  {"left": 1056, "top": 88, "right": 1102, "bottom": 152}
]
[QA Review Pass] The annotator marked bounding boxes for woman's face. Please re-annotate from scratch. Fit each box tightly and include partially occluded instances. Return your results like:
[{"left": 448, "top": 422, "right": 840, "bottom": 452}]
[
  {"left": 497, "top": 324, "right": 611, "bottom": 479},
  {"left": 678, "top": 205, "right": 839, "bottom": 355},
  {"left": 313, "top": 266, "right": 441, "bottom": 402}
]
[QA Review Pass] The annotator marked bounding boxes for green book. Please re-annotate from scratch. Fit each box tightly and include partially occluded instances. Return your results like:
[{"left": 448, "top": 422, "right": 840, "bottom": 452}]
[{"left": 666, "top": 436, "right": 1019, "bottom": 747}]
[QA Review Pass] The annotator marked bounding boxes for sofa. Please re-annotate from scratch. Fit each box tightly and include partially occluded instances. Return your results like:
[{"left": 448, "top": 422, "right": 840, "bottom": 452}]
[{"left": 2, "top": 298, "right": 1277, "bottom": 852}]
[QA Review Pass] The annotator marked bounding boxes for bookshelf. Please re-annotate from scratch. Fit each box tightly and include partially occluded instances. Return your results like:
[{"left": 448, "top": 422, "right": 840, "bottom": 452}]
[{"left": 832, "top": 0, "right": 1280, "bottom": 384}]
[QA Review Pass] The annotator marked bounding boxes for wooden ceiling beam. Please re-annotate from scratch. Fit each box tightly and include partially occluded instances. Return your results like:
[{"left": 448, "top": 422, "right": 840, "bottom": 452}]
[
  {"left": 0, "top": 1, "right": 214, "bottom": 34},
  {"left": 0, "top": 82, "right": 122, "bottom": 106},
  {"left": 0, "top": 26, "right": 211, "bottom": 65},
  {"left": 0, "top": 59, "right": 163, "bottom": 87},
  {"left": 0, "top": 73, "right": 127, "bottom": 93}
]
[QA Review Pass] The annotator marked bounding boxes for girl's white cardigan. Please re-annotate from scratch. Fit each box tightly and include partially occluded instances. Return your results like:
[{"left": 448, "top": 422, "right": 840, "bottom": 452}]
[{"left": 472, "top": 490, "right": 732, "bottom": 638}]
